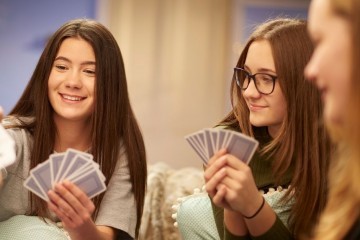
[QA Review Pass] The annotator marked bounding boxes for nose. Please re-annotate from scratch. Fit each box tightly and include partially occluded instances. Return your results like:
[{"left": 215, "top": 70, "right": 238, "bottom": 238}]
[
  {"left": 243, "top": 79, "right": 261, "bottom": 98},
  {"left": 65, "top": 70, "right": 83, "bottom": 89},
  {"left": 304, "top": 55, "right": 318, "bottom": 83}
]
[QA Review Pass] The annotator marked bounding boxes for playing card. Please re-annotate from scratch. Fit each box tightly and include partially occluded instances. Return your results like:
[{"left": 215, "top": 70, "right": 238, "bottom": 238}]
[
  {"left": 24, "top": 175, "right": 49, "bottom": 201},
  {"left": 221, "top": 130, "right": 232, "bottom": 149},
  {"left": 70, "top": 168, "right": 106, "bottom": 199},
  {"left": 0, "top": 124, "right": 16, "bottom": 169},
  {"left": 185, "top": 134, "right": 208, "bottom": 163},
  {"left": 194, "top": 131, "right": 207, "bottom": 157},
  {"left": 204, "top": 129, "right": 214, "bottom": 159},
  {"left": 226, "top": 131, "right": 259, "bottom": 164},
  {"left": 210, "top": 129, "right": 219, "bottom": 150},
  {"left": 217, "top": 129, "right": 227, "bottom": 150},
  {"left": 31, "top": 160, "right": 52, "bottom": 196},
  {"left": 49, "top": 153, "right": 65, "bottom": 187}
]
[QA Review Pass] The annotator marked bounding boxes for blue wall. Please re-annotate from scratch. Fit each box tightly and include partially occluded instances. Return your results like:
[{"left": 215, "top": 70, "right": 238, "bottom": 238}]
[
  {"left": 0, "top": 0, "right": 96, "bottom": 114},
  {"left": 242, "top": 5, "right": 308, "bottom": 42}
]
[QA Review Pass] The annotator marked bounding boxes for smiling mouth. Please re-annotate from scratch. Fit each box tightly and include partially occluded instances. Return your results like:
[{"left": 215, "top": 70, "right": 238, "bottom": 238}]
[
  {"left": 249, "top": 103, "right": 265, "bottom": 109},
  {"left": 60, "top": 94, "right": 86, "bottom": 101},
  {"left": 247, "top": 104, "right": 267, "bottom": 112}
]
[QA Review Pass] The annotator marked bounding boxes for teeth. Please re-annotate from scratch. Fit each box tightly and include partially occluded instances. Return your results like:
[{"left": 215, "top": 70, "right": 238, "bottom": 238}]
[{"left": 62, "top": 95, "right": 83, "bottom": 101}]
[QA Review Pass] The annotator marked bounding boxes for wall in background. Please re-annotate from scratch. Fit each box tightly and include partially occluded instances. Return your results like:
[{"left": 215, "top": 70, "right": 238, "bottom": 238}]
[
  {"left": 0, "top": 0, "right": 310, "bottom": 169},
  {"left": 103, "top": 0, "right": 233, "bottom": 169}
]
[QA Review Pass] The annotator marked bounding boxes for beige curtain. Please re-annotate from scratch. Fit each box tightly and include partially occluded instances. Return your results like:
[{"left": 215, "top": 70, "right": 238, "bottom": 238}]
[{"left": 97, "top": 0, "right": 233, "bottom": 169}]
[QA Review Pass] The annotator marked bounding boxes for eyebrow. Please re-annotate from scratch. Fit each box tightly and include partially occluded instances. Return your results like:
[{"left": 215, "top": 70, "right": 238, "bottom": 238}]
[
  {"left": 244, "top": 64, "right": 277, "bottom": 75},
  {"left": 54, "top": 56, "right": 96, "bottom": 66}
]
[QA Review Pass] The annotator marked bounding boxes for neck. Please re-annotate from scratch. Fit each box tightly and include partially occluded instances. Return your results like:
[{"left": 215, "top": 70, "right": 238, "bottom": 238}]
[
  {"left": 53, "top": 116, "right": 92, "bottom": 153},
  {"left": 267, "top": 124, "right": 281, "bottom": 139}
]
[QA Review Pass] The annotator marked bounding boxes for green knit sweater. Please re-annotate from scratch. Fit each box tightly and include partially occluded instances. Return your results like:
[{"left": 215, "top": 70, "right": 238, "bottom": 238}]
[{"left": 212, "top": 128, "right": 294, "bottom": 240}]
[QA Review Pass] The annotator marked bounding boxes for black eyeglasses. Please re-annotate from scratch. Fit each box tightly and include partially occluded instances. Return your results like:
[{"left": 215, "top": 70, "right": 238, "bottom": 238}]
[{"left": 233, "top": 67, "right": 277, "bottom": 95}]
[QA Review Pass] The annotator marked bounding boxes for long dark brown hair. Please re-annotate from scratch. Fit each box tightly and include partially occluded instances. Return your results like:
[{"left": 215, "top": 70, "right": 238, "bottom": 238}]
[
  {"left": 8, "top": 19, "right": 147, "bottom": 237},
  {"left": 220, "top": 18, "right": 331, "bottom": 237}
]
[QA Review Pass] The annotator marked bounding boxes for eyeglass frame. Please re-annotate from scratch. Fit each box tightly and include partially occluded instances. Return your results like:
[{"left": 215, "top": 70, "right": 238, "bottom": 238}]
[{"left": 233, "top": 67, "right": 278, "bottom": 95}]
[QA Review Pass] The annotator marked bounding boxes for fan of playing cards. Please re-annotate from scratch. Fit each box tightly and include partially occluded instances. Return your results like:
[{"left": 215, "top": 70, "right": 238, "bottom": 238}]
[
  {"left": 185, "top": 128, "right": 259, "bottom": 164},
  {"left": 24, "top": 148, "right": 106, "bottom": 201}
]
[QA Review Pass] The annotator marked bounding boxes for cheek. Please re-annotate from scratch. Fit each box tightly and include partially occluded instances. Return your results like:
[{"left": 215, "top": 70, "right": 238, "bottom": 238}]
[
  {"left": 325, "top": 38, "right": 351, "bottom": 81},
  {"left": 332, "top": 76, "right": 351, "bottom": 110},
  {"left": 47, "top": 75, "right": 55, "bottom": 96},
  {"left": 276, "top": 100, "right": 287, "bottom": 120},
  {"left": 324, "top": 54, "right": 350, "bottom": 98},
  {"left": 87, "top": 80, "right": 96, "bottom": 97},
  {"left": 272, "top": 91, "right": 287, "bottom": 119},
  {"left": 48, "top": 71, "right": 60, "bottom": 89}
]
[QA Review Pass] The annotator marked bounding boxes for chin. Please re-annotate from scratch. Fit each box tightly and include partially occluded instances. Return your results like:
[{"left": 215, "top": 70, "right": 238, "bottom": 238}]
[
  {"left": 249, "top": 119, "right": 267, "bottom": 128},
  {"left": 55, "top": 111, "right": 92, "bottom": 122}
]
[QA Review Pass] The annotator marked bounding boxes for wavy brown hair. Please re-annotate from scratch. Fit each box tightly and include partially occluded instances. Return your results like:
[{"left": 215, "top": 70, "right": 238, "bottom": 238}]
[
  {"left": 312, "top": 0, "right": 360, "bottom": 239},
  {"left": 220, "top": 18, "right": 331, "bottom": 238},
  {"left": 9, "top": 19, "right": 147, "bottom": 238}
]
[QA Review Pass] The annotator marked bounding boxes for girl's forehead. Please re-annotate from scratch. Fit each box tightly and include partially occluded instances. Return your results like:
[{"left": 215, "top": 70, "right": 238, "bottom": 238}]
[{"left": 245, "top": 40, "right": 276, "bottom": 73}]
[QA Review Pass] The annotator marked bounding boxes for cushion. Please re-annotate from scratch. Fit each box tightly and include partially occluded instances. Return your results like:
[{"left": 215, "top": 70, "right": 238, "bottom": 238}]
[
  {"left": 173, "top": 186, "right": 293, "bottom": 239},
  {"left": 174, "top": 189, "right": 220, "bottom": 240},
  {"left": 0, "top": 215, "right": 69, "bottom": 240}
]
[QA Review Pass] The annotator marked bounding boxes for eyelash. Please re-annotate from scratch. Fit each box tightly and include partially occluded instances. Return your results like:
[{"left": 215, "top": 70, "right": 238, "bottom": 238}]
[
  {"left": 84, "top": 69, "right": 95, "bottom": 75},
  {"left": 55, "top": 65, "right": 68, "bottom": 71},
  {"left": 54, "top": 65, "right": 95, "bottom": 75}
]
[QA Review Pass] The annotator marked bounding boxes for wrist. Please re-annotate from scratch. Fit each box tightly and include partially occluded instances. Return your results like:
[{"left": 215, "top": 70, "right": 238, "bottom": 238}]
[{"left": 242, "top": 196, "right": 265, "bottom": 219}]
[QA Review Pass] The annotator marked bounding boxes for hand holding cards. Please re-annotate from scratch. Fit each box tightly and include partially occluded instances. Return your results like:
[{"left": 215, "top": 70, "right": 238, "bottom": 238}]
[
  {"left": 185, "top": 128, "right": 259, "bottom": 164},
  {"left": 0, "top": 124, "right": 16, "bottom": 169},
  {"left": 24, "top": 148, "right": 106, "bottom": 201}
]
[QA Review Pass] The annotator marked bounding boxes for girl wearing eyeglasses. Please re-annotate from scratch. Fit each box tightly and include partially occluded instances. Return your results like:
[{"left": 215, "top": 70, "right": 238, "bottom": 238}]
[{"left": 203, "top": 18, "right": 332, "bottom": 240}]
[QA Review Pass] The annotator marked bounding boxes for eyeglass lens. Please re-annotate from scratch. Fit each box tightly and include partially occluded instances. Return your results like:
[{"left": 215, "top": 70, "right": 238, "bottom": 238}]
[{"left": 235, "top": 69, "right": 275, "bottom": 94}]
